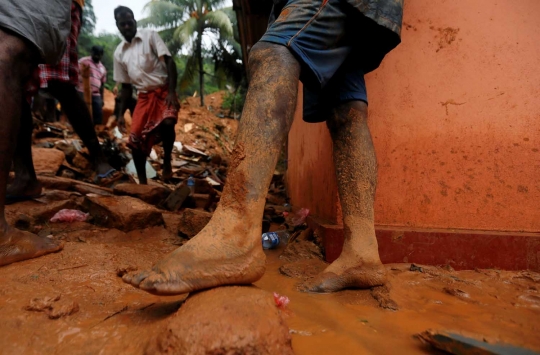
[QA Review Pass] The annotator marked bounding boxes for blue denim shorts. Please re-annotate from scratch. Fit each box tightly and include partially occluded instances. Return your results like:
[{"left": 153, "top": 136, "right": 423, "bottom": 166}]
[{"left": 261, "top": 0, "right": 368, "bottom": 122}]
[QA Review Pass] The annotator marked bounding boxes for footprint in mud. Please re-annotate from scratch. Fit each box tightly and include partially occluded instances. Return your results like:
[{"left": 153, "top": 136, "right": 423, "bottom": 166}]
[
  {"left": 443, "top": 287, "right": 470, "bottom": 299},
  {"left": 25, "top": 294, "right": 79, "bottom": 319},
  {"left": 517, "top": 294, "right": 540, "bottom": 308}
]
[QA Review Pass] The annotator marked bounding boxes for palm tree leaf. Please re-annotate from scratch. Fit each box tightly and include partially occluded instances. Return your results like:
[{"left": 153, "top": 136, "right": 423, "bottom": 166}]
[
  {"left": 174, "top": 16, "right": 198, "bottom": 47},
  {"left": 202, "top": 9, "right": 233, "bottom": 37},
  {"left": 179, "top": 53, "right": 198, "bottom": 91}
]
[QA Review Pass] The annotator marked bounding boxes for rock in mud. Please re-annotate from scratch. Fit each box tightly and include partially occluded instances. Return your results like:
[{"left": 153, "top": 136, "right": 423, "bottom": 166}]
[
  {"left": 280, "top": 239, "right": 324, "bottom": 263},
  {"left": 148, "top": 287, "right": 293, "bottom": 355},
  {"left": 32, "top": 147, "right": 65, "bottom": 175},
  {"left": 279, "top": 259, "right": 328, "bottom": 280},
  {"left": 83, "top": 195, "right": 164, "bottom": 232},
  {"left": 177, "top": 209, "right": 212, "bottom": 239},
  {"left": 114, "top": 183, "right": 171, "bottom": 205}
]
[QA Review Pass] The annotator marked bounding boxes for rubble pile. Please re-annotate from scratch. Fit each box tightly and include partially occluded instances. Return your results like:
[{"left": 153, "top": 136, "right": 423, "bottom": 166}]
[{"left": 15, "top": 90, "right": 289, "bottom": 243}]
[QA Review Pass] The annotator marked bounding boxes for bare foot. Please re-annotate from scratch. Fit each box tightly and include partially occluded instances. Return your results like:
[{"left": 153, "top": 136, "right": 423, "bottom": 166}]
[
  {"left": 299, "top": 251, "right": 387, "bottom": 293},
  {"left": 0, "top": 226, "right": 63, "bottom": 267},
  {"left": 6, "top": 178, "right": 42, "bottom": 201},
  {"left": 95, "top": 158, "right": 116, "bottom": 177},
  {"left": 123, "top": 216, "right": 266, "bottom": 295},
  {"left": 162, "top": 160, "right": 173, "bottom": 181}
]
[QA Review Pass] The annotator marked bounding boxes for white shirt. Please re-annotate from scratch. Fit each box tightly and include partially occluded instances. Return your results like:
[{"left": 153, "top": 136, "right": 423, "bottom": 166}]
[{"left": 113, "top": 29, "right": 171, "bottom": 92}]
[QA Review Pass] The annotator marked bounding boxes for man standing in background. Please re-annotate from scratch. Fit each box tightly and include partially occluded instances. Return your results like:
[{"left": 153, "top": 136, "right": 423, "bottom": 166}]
[
  {"left": 78, "top": 45, "right": 107, "bottom": 125},
  {"left": 114, "top": 6, "right": 180, "bottom": 184}
]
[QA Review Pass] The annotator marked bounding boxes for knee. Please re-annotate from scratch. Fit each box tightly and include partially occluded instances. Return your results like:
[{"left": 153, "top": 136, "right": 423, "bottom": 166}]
[
  {"left": 0, "top": 30, "right": 35, "bottom": 82},
  {"left": 161, "top": 118, "right": 176, "bottom": 129},
  {"left": 247, "top": 42, "right": 297, "bottom": 77},
  {"left": 326, "top": 101, "right": 368, "bottom": 133}
]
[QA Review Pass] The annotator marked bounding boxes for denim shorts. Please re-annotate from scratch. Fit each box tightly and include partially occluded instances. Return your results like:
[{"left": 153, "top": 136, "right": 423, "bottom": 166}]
[{"left": 261, "top": 0, "right": 368, "bottom": 123}]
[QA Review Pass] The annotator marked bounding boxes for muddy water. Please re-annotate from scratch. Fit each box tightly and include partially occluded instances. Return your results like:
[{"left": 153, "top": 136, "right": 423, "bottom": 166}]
[{"left": 0, "top": 224, "right": 539, "bottom": 354}]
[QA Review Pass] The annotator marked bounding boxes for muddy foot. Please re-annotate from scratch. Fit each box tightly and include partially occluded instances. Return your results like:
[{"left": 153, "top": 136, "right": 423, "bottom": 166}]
[
  {"left": 123, "top": 222, "right": 266, "bottom": 295},
  {"left": 300, "top": 260, "right": 387, "bottom": 293},
  {"left": 6, "top": 178, "right": 43, "bottom": 202},
  {"left": 0, "top": 227, "right": 63, "bottom": 266},
  {"left": 162, "top": 160, "right": 173, "bottom": 181}
]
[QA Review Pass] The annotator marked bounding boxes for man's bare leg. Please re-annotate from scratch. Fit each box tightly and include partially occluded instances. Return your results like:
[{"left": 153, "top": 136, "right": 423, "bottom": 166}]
[
  {"left": 302, "top": 101, "right": 386, "bottom": 292},
  {"left": 0, "top": 29, "right": 62, "bottom": 266},
  {"left": 123, "top": 42, "right": 300, "bottom": 295},
  {"left": 133, "top": 148, "right": 148, "bottom": 185},
  {"left": 8, "top": 81, "right": 116, "bottom": 198},
  {"left": 6, "top": 102, "right": 42, "bottom": 199},
  {"left": 160, "top": 118, "right": 176, "bottom": 181}
]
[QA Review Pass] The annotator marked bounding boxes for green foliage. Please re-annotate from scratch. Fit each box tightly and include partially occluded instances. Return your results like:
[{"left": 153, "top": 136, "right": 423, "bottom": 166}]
[
  {"left": 141, "top": 0, "right": 244, "bottom": 106},
  {"left": 221, "top": 86, "right": 246, "bottom": 116}
]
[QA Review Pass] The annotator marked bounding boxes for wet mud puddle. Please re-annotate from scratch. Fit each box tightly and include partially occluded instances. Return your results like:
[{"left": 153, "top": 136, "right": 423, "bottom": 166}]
[{"left": 0, "top": 228, "right": 539, "bottom": 354}]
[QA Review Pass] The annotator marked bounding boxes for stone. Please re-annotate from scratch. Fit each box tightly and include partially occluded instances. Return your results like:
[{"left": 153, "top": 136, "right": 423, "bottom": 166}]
[
  {"left": 280, "top": 239, "right": 324, "bottom": 263},
  {"left": 71, "top": 152, "right": 92, "bottom": 171},
  {"left": 38, "top": 176, "right": 114, "bottom": 196},
  {"left": 6, "top": 199, "right": 83, "bottom": 225},
  {"left": 148, "top": 287, "right": 293, "bottom": 355},
  {"left": 32, "top": 148, "right": 65, "bottom": 175},
  {"left": 177, "top": 209, "right": 212, "bottom": 239},
  {"left": 163, "top": 185, "right": 192, "bottom": 211},
  {"left": 113, "top": 183, "right": 171, "bottom": 205},
  {"left": 83, "top": 195, "right": 164, "bottom": 232},
  {"left": 54, "top": 141, "right": 77, "bottom": 161}
]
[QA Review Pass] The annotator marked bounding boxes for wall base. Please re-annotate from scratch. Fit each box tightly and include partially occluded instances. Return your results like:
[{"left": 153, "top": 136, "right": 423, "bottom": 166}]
[{"left": 307, "top": 216, "right": 540, "bottom": 271}]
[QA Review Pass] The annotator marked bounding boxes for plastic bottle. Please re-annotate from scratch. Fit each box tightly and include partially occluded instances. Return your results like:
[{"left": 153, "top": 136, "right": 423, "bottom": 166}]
[
  {"left": 187, "top": 175, "right": 196, "bottom": 195},
  {"left": 261, "top": 230, "right": 291, "bottom": 250}
]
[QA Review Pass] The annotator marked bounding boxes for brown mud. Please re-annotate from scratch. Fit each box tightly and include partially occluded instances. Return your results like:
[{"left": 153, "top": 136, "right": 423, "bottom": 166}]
[{"left": 0, "top": 216, "right": 539, "bottom": 354}]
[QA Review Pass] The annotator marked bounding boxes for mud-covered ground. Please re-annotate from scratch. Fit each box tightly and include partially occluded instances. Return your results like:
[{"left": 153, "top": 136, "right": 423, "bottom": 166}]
[{"left": 1, "top": 208, "right": 539, "bottom": 354}]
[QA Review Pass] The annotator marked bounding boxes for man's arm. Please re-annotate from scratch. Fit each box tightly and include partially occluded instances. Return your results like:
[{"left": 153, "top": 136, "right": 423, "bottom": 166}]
[
  {"left": 117, "top": 83, "right": 133, "bottom": 133},
  {"left": 164, "top": 55, "right": 179, "bottom": 111}
]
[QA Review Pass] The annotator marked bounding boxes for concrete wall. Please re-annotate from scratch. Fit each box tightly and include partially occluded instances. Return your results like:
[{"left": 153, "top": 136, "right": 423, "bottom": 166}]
[{"left": 288, "top": 0, "right": 540, "bottom": 232}]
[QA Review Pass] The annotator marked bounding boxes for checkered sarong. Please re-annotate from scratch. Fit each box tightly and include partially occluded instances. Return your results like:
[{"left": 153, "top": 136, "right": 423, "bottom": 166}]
[{"left": 26, "top": 2, "right": 81, "bottom": 98}]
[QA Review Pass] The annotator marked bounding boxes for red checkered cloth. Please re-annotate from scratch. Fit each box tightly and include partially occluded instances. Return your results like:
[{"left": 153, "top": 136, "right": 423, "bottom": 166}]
[{"left": 26, "top": 2, "right": 82, "bottom": 99}]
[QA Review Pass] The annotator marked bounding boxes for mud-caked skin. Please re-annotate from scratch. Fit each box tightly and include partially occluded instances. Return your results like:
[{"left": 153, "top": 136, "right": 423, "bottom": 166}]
[
  {"left": 124, "top": 42, "right": 386, "bottom": 295},
  {"left": 0, "top": 29, "right": 63, "bottom": 266}
]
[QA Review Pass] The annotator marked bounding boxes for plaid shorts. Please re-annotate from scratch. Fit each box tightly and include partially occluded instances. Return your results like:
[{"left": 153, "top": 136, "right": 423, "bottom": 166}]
[{"left": 26, "top": 2, "right": 81, "bottom": 98}]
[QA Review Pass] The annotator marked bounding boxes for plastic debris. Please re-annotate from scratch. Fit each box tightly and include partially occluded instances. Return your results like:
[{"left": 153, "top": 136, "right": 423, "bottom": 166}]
[
  {"left": 149, "top": 149, "right": 159, "bottom": 161},
  {"left": 273, "top": 292, "right": 290, "bottom": 309},
  {"left": 50, "top": 209, "right": 89, "bottom": 223},
  {"left": 291, "top": 208, "right": 310, "bottom": 226},
  {"left": 113, "top": 127, "right": 123, "bottom": 139},
  {"left": 125, "top": 159, "right": 157, "bottom": 180}
]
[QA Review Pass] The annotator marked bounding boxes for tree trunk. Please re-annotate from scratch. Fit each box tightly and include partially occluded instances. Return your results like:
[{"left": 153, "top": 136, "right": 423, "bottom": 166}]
[{"left": 197, "top": 31, "right": 204, "bottom": 107}]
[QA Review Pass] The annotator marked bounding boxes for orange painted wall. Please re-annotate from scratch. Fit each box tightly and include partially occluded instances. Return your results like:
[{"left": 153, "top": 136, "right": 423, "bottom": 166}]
[{"left": 288, "top": 0, "right": 540, "bottom": 232}]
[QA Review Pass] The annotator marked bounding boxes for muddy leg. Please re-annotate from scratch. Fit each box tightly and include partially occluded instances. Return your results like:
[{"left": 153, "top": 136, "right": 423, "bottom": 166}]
[
  {"left": 160, "top": 118, "right": 176, "bottom": 181},
  {"left": 302, "top": 101, "right": 386, "bottom": 292},
  {"left": 48, "top": 81, "right": 114, "bottom": 176},
  {"left": 0, "top": 29, "right": 62, "bottom": 266},
  {"left": 133, "top": 149, "right": 148, "bottom": 185},
  {"left": 6, "top": 101, "right": 42, "bottom": 199},
  {"left": 123, "top": 42, "right": 300, "bottom": 295}
]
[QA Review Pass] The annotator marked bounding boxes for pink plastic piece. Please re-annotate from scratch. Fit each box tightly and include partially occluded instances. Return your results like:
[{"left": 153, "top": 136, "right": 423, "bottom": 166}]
[
  {"left": 273, "top": 292, "right": 290, "bottom": 309},
  {"left": 291, "top": 208, "right": 310, "bottom": 226},
  {"left": 50, "top": 209, "right": 89, "bottom": 223}
]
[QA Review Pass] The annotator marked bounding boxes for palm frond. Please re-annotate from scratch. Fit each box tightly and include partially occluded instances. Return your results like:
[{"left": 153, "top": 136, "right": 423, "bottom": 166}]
[
  {"left": 174, "top": 16, "right": 198, "bottom": 47},
  {"left": 179, "top": 54, "right": 198, "bottom": 91},
  {"left": 202, "top": 10, "right": 233, "bottom": 37}
]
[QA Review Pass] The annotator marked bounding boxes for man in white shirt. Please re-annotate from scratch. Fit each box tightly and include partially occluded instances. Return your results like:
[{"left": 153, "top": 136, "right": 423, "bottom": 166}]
[{"left": 113, "top": 6, "right": 180, "bottom": 183}]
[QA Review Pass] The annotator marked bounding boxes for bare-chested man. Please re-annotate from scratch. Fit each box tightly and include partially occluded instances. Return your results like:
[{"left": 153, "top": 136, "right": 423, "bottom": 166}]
[
  {"left": 0, "top": 0, "right": 71, "bottom": 266},
  {"left": 124, "top": 0, "right": 404, "bottom": 294}
]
